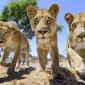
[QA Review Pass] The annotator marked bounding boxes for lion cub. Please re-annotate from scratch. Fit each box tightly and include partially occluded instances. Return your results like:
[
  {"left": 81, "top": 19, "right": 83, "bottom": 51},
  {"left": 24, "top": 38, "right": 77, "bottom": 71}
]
[
  {"left": 27, "top": 4, "right": 59, "bottom": 77},
  {"left": 65, "top": 12, "right": 85, "bottom": 76},
  {"left": 0, "top": 21, "right": 29, "bottom": 74}
]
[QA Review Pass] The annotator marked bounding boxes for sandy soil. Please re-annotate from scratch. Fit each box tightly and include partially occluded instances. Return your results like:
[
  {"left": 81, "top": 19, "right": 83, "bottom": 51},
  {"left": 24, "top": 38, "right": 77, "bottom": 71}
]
[{"left": 0, "top": 59, "right": 85, "bottom": 85}]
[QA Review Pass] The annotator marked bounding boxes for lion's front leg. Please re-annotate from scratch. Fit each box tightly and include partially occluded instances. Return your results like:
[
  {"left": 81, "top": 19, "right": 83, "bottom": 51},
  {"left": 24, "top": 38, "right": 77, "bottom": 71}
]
[
  {"left": 0, "top": 47, "right": 10, "bottom": 67},
  {"left": 67, "top": 47, "right": 83, "bottom": 70},
  {"left": 37, "top": 48, "right": 48, "bottom": 71},
  {"left": 50, "top": 47, "right": 59, "bottom": 77},
  {"left": 7, "top": 47, "right": 20, "bottom": 75}
]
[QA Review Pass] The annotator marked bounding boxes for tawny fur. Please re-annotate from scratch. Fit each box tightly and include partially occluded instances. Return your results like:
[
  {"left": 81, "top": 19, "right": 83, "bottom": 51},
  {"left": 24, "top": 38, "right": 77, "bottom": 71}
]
[
  {"left": 65, "top": 12, "right": 85, "bottom": 75},
  {"left": 27, "top": 4, "right": 59, "bottom": 77},
  {"left": 0, "top": 21, "right": 29, "bottom": 74}
]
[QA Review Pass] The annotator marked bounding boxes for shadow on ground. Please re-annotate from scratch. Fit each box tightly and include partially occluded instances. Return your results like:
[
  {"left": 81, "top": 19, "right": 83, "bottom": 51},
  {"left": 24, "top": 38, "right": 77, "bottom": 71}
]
[
  {"left": 0, "top": 66, "right": 35, "bottom": 83},
  {"left": 49, "top": 67, "right": 85, "bottom": 85}
]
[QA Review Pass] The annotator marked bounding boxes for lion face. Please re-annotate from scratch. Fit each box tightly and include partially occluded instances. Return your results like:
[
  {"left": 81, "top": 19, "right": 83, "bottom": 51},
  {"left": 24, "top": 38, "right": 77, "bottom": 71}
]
[
  {"left": 30, "top": 11, "right": 55, "bottom": 40},
  {"left": 0, "top": 25, "right": 13, "bottom": 46},
  {"left": 27, "top": 4, "right": 59, "bottom": 41},
  {"left": 65, "top": 13, "right": 85, "bottom": 50}
]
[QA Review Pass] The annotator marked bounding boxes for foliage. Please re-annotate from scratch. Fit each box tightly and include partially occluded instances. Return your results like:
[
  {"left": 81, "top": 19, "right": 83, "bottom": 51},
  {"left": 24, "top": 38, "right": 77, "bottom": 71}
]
[
  {"left": 57, "top": 24, "right": 63, "bottom": 31},
  {"left": 0, "top": 0, "right": 37, "bottom": 39},
  {"left": 0, "top": 0, "right": 63, "bottom": 39}
]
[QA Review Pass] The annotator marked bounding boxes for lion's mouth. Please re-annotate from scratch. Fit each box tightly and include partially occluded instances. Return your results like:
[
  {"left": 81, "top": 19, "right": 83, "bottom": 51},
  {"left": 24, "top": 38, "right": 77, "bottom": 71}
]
[
  {"left": 41, "top": 36, "right": 46, "bottom": 39},
  {"left": 0, "top": 41, "right": 4, "bottom": 43},
  {"left": 36, "top": 35, "right": 48, "bottom": 39},
  {"left": 37, "top": 36, "right": 49, "bottom": 40}
]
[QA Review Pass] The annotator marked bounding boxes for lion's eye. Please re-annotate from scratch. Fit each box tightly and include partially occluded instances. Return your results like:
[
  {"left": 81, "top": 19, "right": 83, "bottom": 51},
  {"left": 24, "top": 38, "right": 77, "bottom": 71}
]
[
  {"left": 34, "top": 18, "right": 39, "bottom": 24},
  {"left": 71, "top": 23, "right": 77, "bottom": 31},
  {"left": 72, "top": 23, "right": 77, "bottom": 28},
  {"left": 72, "top": 23, "right": 76, "bottom": 27},
  {"left": 47, "top": 17, "right": 53, "bottom": 24}
]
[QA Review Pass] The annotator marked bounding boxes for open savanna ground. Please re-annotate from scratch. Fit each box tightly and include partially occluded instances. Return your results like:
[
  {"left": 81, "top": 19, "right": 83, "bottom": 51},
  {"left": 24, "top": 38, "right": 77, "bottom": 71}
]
[{"left": 0, "top": 57, "right": 85, "bottom": 85}]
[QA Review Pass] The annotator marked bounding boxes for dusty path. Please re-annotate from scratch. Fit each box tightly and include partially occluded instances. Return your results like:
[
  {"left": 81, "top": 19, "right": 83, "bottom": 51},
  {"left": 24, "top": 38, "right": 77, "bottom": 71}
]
[{"left": 0, "top": 59, "right": 85, "bottom": 85}]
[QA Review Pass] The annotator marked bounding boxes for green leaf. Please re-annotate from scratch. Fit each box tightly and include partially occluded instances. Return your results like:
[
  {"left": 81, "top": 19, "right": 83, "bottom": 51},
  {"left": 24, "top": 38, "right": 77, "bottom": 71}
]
[
  {"left": 0, "top": 0, "right": 37, "bottom": 39},
  {"left": 57, "top": 24, "right": 63, "bottom": 31}
]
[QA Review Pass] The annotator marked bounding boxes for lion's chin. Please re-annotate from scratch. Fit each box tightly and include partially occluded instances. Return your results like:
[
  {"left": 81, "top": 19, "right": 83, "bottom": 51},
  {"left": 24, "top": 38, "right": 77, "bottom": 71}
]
[{"left": 75, "top": 42, "right": 85, "bottom": 50}]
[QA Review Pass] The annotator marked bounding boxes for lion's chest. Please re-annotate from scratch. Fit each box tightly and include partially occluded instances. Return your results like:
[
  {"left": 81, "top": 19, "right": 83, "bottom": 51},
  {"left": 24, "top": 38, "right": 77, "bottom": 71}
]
[
  {"left": 38, "top": 43, "right": 50, "bottom": 50},
  {"left": 74, "top": 44, "right": 85, "bottom": 58},
  {"left": 37, "top": 39, "right": 55, "bottom": 50},
  {"left": 75, "top": 48, "right": 85, "bottom": 58}
]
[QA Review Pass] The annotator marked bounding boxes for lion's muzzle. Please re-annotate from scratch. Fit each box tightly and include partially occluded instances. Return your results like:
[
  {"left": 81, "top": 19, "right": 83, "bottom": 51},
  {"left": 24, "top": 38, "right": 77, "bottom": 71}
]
[
  {"left": 76, "top": 32, "right": 85, "bottom": 42},
  {"left": 38, "top": 30, "right": 48, "bottom": 35},
  {"left": 38, "top": 27, "right": 48, "bottom": 34},
  {"left": 37, "top": 27, "right": 48, "bottom": 38}
]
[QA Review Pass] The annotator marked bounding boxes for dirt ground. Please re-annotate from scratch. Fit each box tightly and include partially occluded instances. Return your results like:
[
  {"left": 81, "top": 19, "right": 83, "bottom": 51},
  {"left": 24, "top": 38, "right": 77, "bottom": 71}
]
[{"left": 0, "top": 58, "right": 85, "bottom": 85}]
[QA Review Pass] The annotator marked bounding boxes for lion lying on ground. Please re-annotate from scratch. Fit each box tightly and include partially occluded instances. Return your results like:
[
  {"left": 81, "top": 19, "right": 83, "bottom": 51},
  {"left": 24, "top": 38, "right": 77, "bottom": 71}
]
[
  {"left": 27, "top": 4, "right": 59, "bottom": 78},
  {"left": 65, "top": 12, "right": 85, "bottom": 76},
  {"left": 0, "top": 21, "right": 29, "bottom": 74}
]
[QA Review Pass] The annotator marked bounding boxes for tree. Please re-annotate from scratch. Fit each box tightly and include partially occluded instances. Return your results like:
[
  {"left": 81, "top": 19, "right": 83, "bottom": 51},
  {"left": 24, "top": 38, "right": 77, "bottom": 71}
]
[
  {"left": 57, "top": 24, "right": 63, "bottom": 31},
  {"left": 0, "top": 0, "right": 37, "bottom": 39},
  {"left": 0, "top": 0, "right": 63, "bottom": 39}
]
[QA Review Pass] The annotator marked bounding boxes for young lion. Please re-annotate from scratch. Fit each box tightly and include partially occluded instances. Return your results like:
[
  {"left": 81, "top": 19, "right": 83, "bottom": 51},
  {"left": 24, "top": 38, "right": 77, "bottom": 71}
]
[
  {"left": 27, "top": 4, "right": 59, "bottom": 77},
  {"left": 65, "top": 12, "right": 85, "bottom": 75},
  {"left": 0, "top": 21, "right": 29, "bottom": 74}
]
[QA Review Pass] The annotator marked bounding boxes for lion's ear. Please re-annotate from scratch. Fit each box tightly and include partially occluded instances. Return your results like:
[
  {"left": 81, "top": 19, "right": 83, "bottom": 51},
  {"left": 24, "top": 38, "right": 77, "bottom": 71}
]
[
  {"left": 64, "top": 13, "right": 74, "bottom": 24},
  {"left": 27, "top": 5, "right": 37, "bottom": 19},
  {"left": 48, "top": 4, "right": 59, "bottom": 18}
]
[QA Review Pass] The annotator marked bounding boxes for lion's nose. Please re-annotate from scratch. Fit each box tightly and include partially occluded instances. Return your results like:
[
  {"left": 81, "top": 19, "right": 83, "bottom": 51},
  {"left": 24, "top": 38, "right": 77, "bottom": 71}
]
[
  {"left": 38, "top": 30, "right": 48, "bottom": 35},
  {"left": 76, "top": 32, "right": 85, "bottom": 42},
  {"left": 78, "top": 32, "right": 85, "bottom": 38}
]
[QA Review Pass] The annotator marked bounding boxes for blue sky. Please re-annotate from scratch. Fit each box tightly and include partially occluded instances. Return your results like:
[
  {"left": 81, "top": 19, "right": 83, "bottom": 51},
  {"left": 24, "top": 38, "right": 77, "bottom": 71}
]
[
  {"left": 0, "top": 0, "right": 10, "bottom": 12},
  {"left": 0, "top": 0, "right": 85, "bottom": 57}
]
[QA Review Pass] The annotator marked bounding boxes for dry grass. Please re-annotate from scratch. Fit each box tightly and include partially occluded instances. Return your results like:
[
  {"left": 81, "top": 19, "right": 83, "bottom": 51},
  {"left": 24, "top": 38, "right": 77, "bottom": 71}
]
[{"left": 0, "top": 58, "right": 85, "bottom": 85}]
